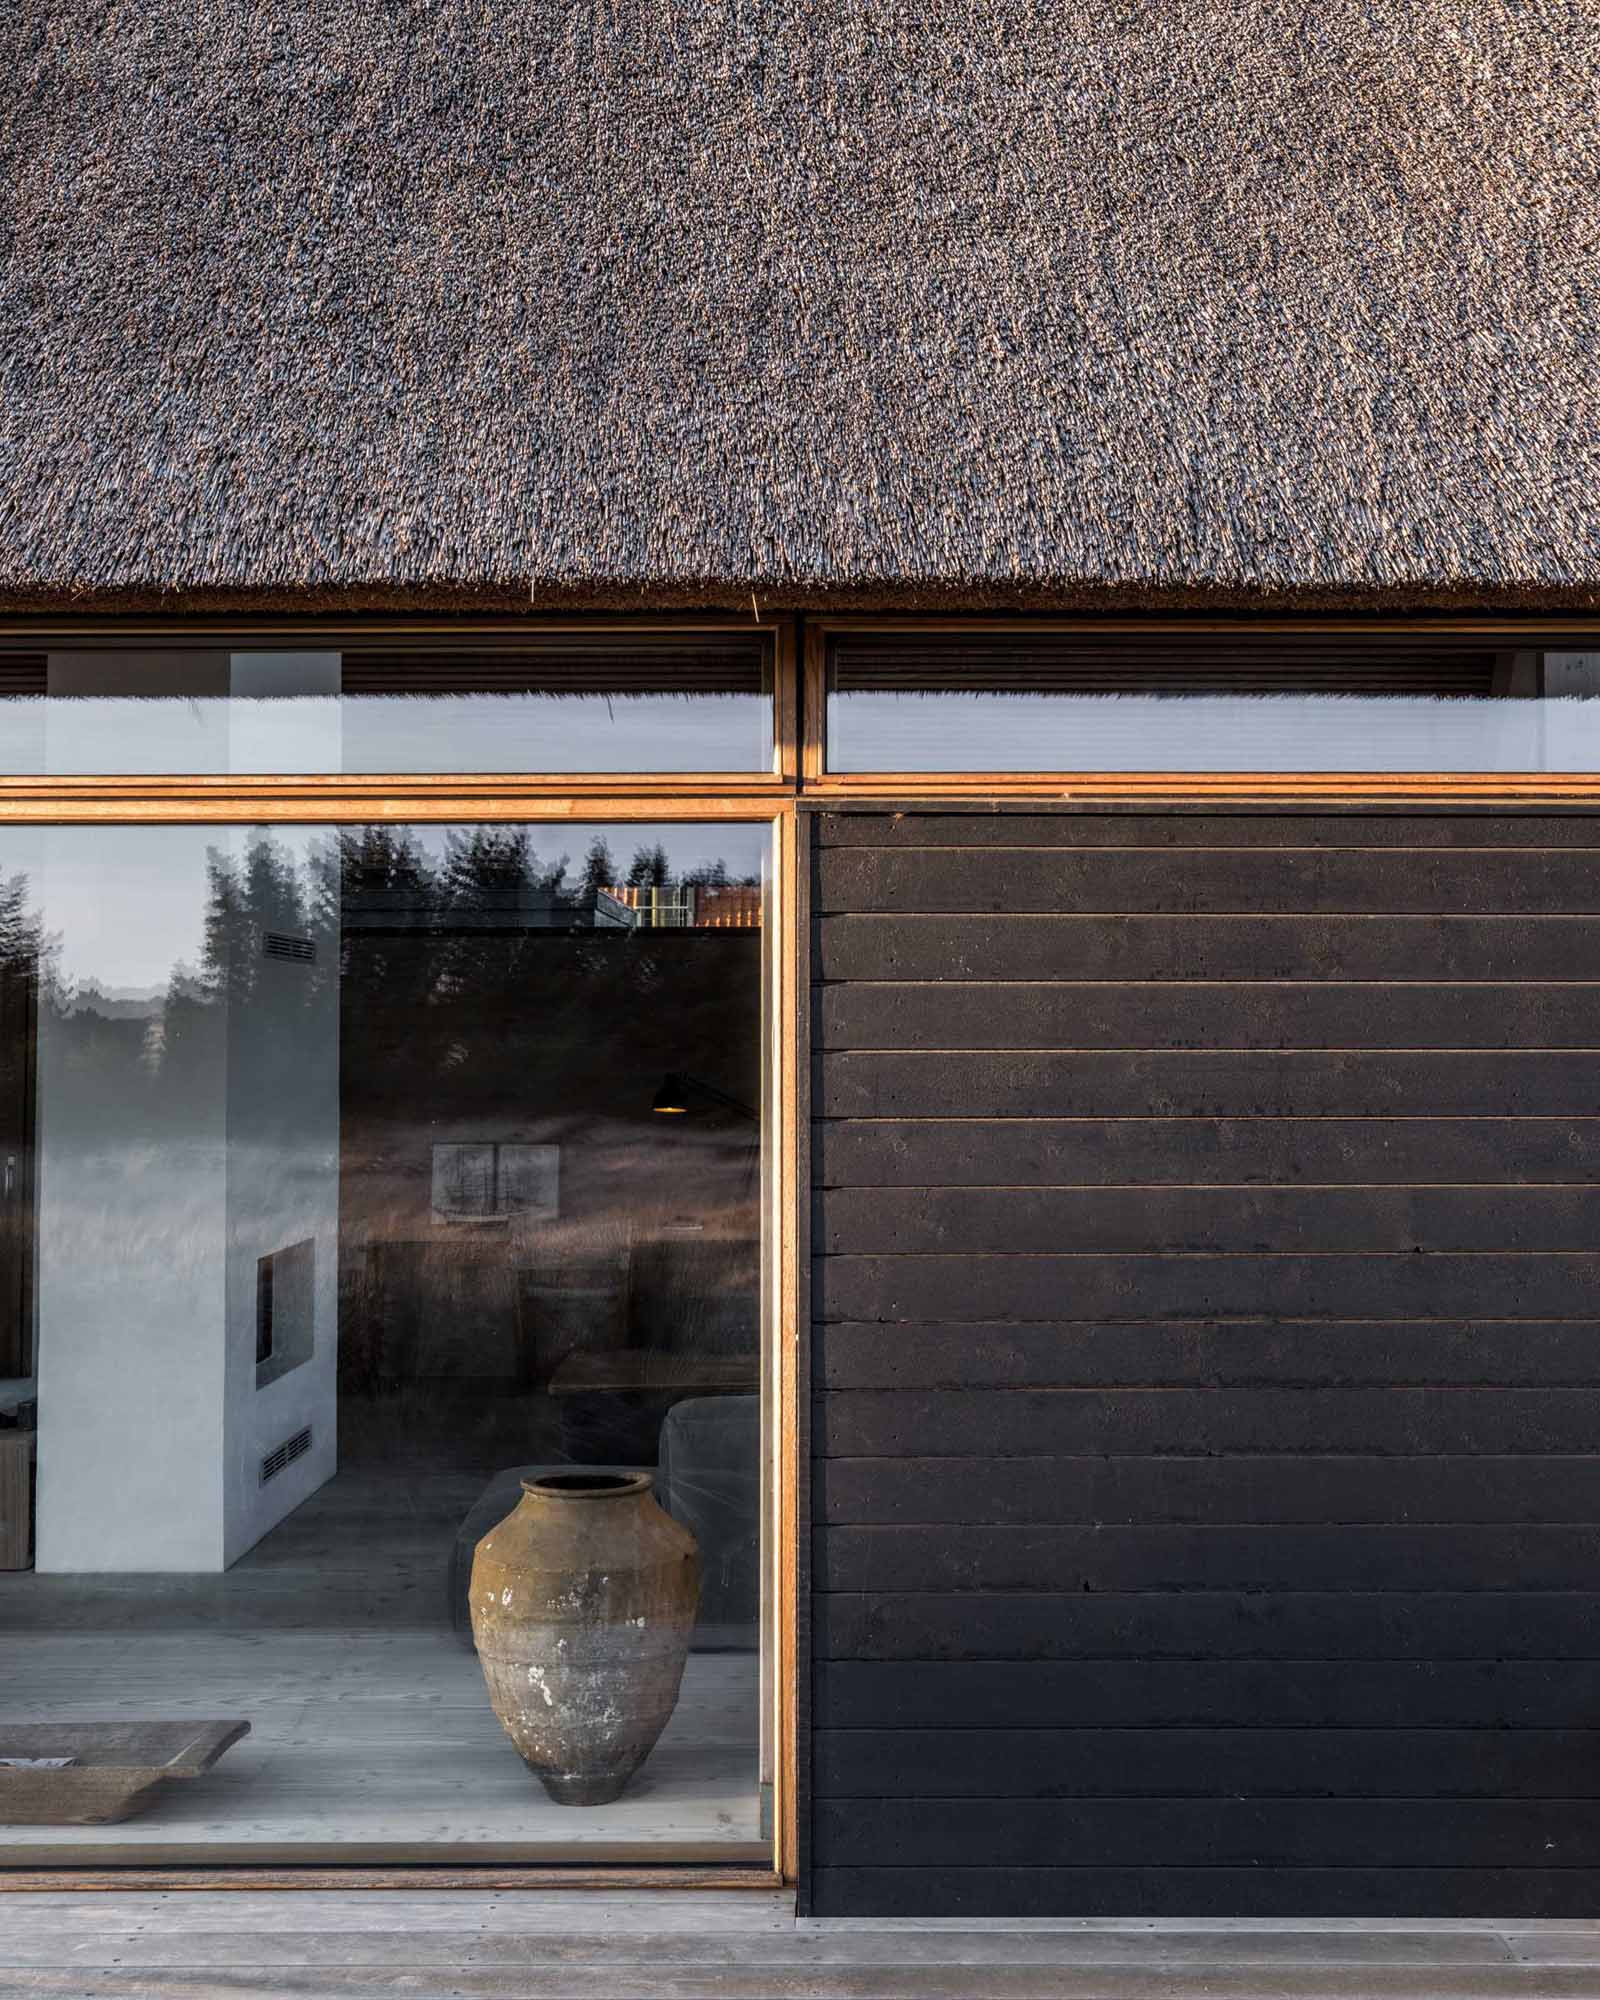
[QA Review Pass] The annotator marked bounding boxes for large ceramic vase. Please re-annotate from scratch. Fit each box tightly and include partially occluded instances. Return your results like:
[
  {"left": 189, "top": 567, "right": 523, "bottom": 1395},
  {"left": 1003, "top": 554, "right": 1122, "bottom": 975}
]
[{"left": 470, "top": 1471, "right": 700, "bottom": 1806}]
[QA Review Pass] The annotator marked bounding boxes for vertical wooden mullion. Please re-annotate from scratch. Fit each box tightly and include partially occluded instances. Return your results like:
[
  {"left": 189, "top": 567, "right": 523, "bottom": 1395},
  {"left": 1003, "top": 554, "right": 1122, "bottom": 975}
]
[
  {"left": 771, "top": 616, "right": 800, "bottom": 782},
  {"left": 786, "top": 804, "right": 813, "bottom": 1903},
  {"left": 801, "top": 625, "right": 828, "bottom": 783},
  {"left": 768, "top": 800, "right": 806, "bottom": 1887}
]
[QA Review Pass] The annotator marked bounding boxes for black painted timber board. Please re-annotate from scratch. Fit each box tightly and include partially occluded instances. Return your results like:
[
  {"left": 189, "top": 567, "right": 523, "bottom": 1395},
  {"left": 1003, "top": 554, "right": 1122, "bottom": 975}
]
[
  {"left": 817, "top": 981, "right": 1600, "bottom": 1051},
  {"left": 809, "top": 1865, "right": 1600, "bottom": 1918},
  {"left": 817, "top": 1254, "right": 1600, "bottom": 1322},
  {"left": 815, "top": 1523, "right": 1600, "bottom": 1593},
  {"left": 817, "top": 847, "right": 1600, "bottom": 914},
  {"left": 818, "top": 1185, "right": 1600, "bottom": 1254},
  {"left": 816, "top": 1454, "right": 1600, "bottom": 1525},
  {"left": 816, "top": 1387, "right": 1600, "bottom": 1456},
  {"left": 819, "top": 1051, "right": 1600, "bottom": 1118},
  {"left": 813, "top": 1657, "right": 1600, "bottom": 1724},
  {"left": 812, "top": 1728, "right": 1600, "bottom": 1799},
  {"left": 813, "top": 1797, "right": 1600, "bottom": 1869},
  {"left": 816, "top": 914, "right": 1600, "bottom": 982},
  {"left": 815, "top": 811, "right": 1600, "bottom": 848},
  {"left": 814, "top": 1599, "right": 1600, "bottom": 1667},
  {"left": 818, "top": 1321, "right": 1600, "bottom": 1390},
  {"left": 815, "top": 1118, "right": 1600, "bottom": 1187}
]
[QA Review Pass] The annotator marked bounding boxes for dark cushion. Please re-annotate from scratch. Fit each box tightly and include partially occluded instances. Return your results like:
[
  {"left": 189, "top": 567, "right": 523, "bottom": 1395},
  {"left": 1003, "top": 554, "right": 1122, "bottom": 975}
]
[{"left": 657, "top": 1395, "right": 759, "bottom": 1652}]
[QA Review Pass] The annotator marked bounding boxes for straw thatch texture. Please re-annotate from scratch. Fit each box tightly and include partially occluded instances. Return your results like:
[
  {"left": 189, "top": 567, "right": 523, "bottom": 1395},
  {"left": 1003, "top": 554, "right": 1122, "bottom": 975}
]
[{"left": 0, "top": 0, "right": 1596, "bottom": 609}]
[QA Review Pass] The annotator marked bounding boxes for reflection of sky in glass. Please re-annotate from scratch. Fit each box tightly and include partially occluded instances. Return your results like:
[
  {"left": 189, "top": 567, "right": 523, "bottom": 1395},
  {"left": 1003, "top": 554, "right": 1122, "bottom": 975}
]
[
  {"left": 18, "top": 823, "right": 769, "bottom": 1000},
  {"left": 829, "top": 693, "right": 1600, "bottom": 772},
  {"left": 344, "top": 695, "right": 770, "bottom": 774},
  {"left": 0, "top": 694, "right": 770, "bottom": 775}
]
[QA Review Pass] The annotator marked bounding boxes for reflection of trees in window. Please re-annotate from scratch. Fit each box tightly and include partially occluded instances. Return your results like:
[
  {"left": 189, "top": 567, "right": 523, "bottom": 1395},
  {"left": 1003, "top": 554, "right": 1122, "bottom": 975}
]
[
  {"left": 626, "top": 844, "right": 670, "bottom": 888},
  {"left": 579, "top": 837, "right": 616, "bottom": 899},
  {"left": 36, "top": 833, "right": 341, "bottom": 1138},
  {"left": 28, "top": 830, "right": 759, "bottom": 1123},
  {"left": 0, "top": 874, "right": 42, "bottom": 983}
]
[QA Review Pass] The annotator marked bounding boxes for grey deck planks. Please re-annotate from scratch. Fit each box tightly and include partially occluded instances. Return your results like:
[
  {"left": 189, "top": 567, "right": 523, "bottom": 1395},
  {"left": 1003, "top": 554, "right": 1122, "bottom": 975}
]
[{"left": 4, "top": 1899, "right": 1600, "bottom": 1998}]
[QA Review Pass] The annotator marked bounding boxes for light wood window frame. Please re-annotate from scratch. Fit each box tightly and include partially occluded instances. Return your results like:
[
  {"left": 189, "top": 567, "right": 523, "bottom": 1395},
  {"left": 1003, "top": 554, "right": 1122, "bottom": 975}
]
[
  {"left": 802, "top": 615, "right": 1600, "bottom": 799},
  {"left": 0, "top": 616, "right": 798, "bottom": 820},
  {"left": 0, "top": 616, "right": 801, "bottom": 1895}
]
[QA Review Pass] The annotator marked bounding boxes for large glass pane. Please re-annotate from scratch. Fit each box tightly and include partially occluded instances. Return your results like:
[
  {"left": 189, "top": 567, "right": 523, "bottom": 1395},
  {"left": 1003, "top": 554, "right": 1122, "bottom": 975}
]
[
  {"left": 827, "top": 636, "right": 1600, "bottom": 771},
  {"left": 0, "top": 638, "right": 773, "bottom": 774},
  {"left": 0, "top": 822, "right": 770, "bottom": 1859}
]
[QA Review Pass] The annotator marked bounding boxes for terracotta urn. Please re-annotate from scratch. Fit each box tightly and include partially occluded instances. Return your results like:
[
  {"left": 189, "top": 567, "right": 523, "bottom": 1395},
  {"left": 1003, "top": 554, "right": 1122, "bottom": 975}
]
[{"left": 470, "top": 1471, "right": 700, "bottom": 1805}]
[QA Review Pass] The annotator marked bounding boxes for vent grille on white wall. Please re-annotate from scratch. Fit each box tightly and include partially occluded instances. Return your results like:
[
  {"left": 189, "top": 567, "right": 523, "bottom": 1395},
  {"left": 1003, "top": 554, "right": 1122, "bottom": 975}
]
[
  {"left": 262, "top": 932, "right": 316, "bottom": 965},
  {"left": 260, "top": 1426, "right": 313, "bottom": 1485}
]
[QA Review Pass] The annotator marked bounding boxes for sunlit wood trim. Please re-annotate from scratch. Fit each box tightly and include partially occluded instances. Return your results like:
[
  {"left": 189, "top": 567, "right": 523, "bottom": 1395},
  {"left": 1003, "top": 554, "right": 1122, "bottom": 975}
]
[
  {"left": 805, "top": 773, "right": 1600, "bottom": 802},
  {"left": 770, "top": 806, "right": 803, "bottom": 1886},
  {"left": 771, "top": 617, "right": 799, "bottom": 782},
  {"left": 0, "top": 1865, "right": 783, "bottom": 1892},
  {"left": 801, "top": 626, "right": 827, "bottom": 784},
  {"left": 0, "top": 778, "right": 792, "bottom": 823}
]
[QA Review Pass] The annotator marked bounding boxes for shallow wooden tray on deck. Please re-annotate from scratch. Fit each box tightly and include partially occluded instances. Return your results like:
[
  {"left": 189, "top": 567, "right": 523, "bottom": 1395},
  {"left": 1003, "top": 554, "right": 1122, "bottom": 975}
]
[{"left": 0, "top": 1720, "right": 250, "bottom": 1823}]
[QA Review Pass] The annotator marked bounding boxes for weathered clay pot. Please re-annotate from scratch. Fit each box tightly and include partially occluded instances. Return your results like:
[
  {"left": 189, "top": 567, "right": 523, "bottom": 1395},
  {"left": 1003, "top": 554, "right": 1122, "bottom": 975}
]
[{"left": 470, "top": 1471, "right": 700, "bottom": 1806}]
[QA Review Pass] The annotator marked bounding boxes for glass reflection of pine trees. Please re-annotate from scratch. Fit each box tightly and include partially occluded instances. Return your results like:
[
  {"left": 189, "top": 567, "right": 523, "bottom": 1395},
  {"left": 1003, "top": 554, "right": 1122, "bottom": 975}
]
[{"left": 22, "top": 824, "right": 761, "bottom": 1170}]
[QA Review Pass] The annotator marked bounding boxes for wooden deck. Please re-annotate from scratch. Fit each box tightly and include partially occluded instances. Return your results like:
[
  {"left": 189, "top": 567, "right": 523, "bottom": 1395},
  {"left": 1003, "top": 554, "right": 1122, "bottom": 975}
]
[{"left": 2, "top": 1892, "right": 1600, "bottom": 1995}]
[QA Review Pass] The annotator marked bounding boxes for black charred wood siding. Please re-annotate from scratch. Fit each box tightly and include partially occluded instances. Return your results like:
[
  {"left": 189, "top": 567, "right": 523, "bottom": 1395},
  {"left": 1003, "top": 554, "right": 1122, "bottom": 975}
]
[{"left": 809, "top": 808, "right": 1600, "bottom": 1919}]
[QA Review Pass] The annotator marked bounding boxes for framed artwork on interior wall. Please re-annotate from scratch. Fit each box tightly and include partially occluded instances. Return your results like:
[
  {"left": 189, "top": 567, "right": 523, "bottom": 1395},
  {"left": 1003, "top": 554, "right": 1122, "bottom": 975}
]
[{"left": 431, "top": 1142, "right": 560, "bottom": 1225}]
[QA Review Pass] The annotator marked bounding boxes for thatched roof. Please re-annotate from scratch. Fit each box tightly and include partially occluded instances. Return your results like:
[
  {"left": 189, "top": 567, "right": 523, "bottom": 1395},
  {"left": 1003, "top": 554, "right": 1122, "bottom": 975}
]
[{"left": 1, "top": 2, "right": 1596, "bottom": 612}]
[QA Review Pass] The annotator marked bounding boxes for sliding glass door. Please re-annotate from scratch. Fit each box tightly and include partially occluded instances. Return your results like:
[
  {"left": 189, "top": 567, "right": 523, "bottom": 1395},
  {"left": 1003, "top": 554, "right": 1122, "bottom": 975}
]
[{"left": 0, "top": 817, "right": 774, "bottom": 1863}]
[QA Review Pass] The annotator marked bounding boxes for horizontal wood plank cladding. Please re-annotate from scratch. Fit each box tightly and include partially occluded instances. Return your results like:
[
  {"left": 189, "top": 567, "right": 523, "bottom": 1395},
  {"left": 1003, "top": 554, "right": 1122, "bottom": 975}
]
[
  {"left": 817, "top": 1388, "right": 1600, "bottom": 1457},
  {"left": 816, "top": 915, "right": 1600, "bottom": 982},
  {"left": 819, "top": 1322, "right": 1600, "bottom": 1390},
  {"left": 816, "top": 1117, "right": 1600, "bottom": 1187},
  {"left": 815, "top": 1656, "right": 1600, "bottom": 1717},
  {"left": 814, "top": 1798, "right": 1600, "bottom": 1869},
  {"left": 817, "top": 847, "right": 1600, "bottom": 915},
  {"left": 816, "top": 1525, "right": 1600, "bottom": 1593},
  {"left": 819, "top": 1186, "right": 1600, "bottom": 1254},
  {"left": 817, "top": 1254, "right": 1600, "bottom": 1322},
  {"left": 808, "top": 1866, "right": 1600, "bottom": 1919},
  {"left": 810, "top": 809, "right": 1600, "bottom": 1918},
  {"left": 820, "top": 1051, "right": 1600, "bottom": 1118},
  {"left": 817, "top": 1454, "right": 1600, "bottom": 1526},
  {"left": 817, "top": 982, "right": 1600, "bottom": 1052},
  {"left": 812, "top": 1729, "right": 1600, "bottom": 1799},
  {"left": 815, "top": 811, "right": 1600, "bottom": 849}
]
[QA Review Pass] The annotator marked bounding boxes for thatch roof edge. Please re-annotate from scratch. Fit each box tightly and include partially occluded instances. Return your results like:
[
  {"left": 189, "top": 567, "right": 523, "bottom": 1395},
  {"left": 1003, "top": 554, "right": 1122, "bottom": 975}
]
[{"left": 2, "top": 578, "right": 1599, "bottom": 622}]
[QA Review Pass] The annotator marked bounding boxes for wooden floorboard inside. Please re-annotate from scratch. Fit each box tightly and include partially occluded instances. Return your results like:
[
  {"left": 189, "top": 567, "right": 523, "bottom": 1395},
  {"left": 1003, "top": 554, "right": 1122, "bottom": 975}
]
[
  {"left": 1, "top": 1635, "right": 760, "bottom": 1858},
  {"left": 0, "top": 1468, "right": 763, "bottom": 1862}
]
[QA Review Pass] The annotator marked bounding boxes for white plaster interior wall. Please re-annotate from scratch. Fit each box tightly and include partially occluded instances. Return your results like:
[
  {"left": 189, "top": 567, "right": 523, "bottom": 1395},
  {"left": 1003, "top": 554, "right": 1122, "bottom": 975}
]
[
  {"left": 34, "top": 825, "right": 230, "bottom": 1570},
  {"left": 221, "top": 835, "right": 340, "bottom": 1565},
  {"left": 33, "top": 817, "right": 340, "bottom": 1573}
]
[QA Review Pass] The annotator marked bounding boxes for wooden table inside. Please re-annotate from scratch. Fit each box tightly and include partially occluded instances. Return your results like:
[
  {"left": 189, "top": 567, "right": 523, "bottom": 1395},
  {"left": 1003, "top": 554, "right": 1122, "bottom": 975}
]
[{"left": 546, "top": 1351, "right": 758, "bottom": 1397}]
